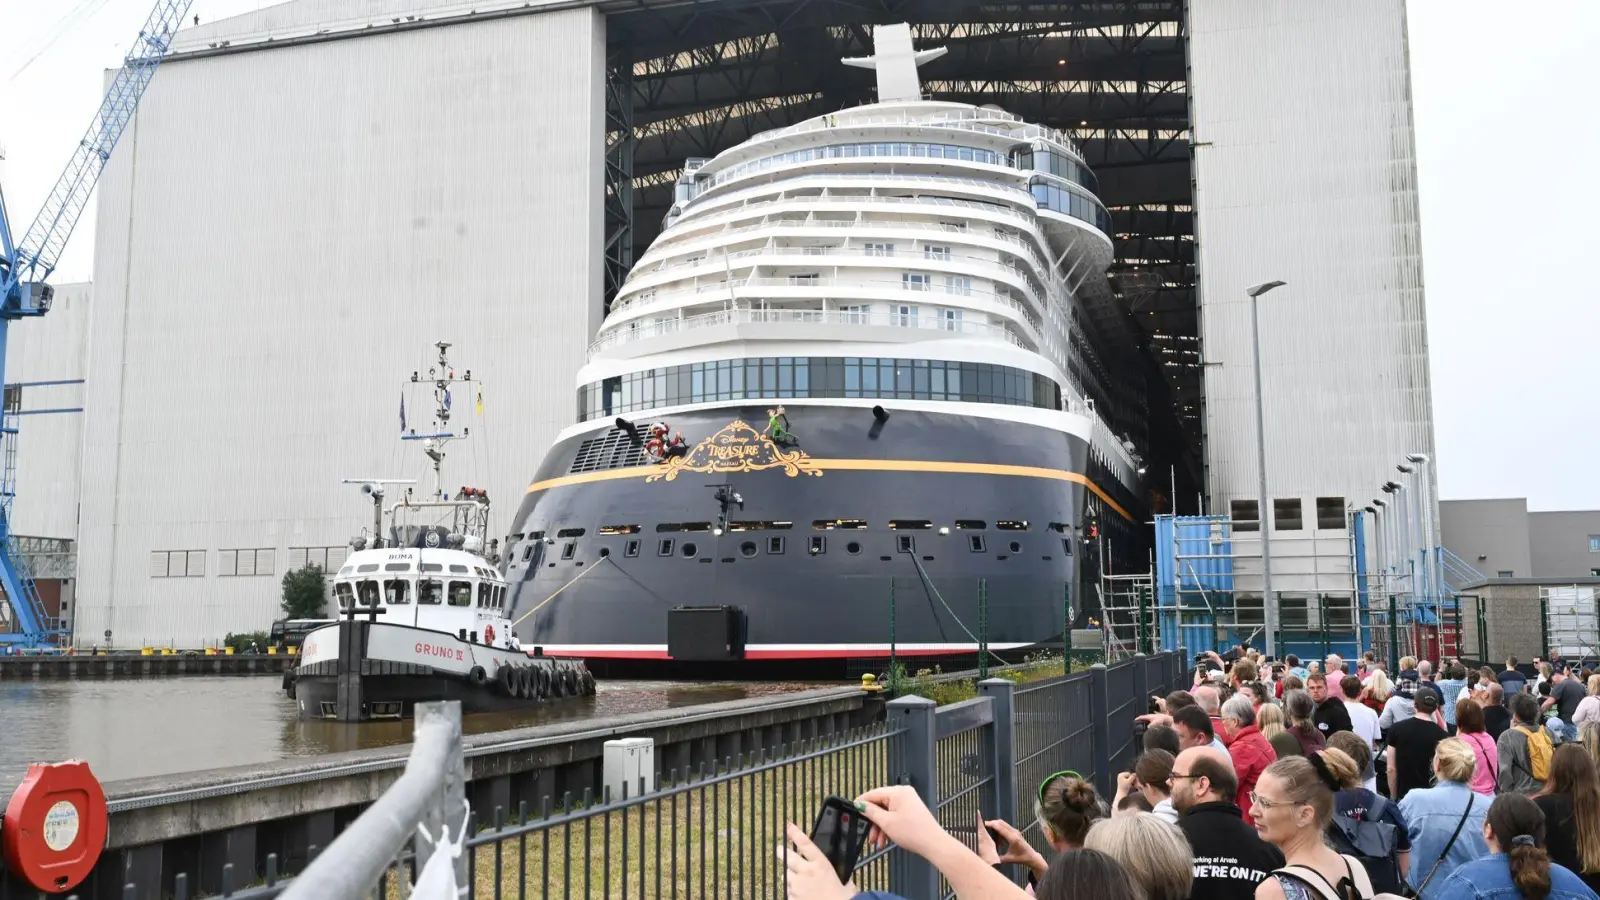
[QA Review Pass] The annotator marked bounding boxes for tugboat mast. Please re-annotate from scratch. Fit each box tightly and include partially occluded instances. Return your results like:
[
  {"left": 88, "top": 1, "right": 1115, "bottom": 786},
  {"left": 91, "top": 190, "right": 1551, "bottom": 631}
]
[{"left": 408, "top": 341, "right": 473, "bottom": 500}]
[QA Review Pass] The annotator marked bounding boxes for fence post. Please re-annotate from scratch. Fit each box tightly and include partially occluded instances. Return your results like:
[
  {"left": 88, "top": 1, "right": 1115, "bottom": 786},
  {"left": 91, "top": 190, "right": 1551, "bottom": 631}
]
[
  {"left": 889, "top": 578, "right": 897, "bottom": 687},
  {"left": 1386, "top": 595, "right": 1399, "bottom": 672},
  {"left": 977, "top": 678, "right": 1017, "bottom": 826},
  {"left": 1131, "top": 653, "right": 1148, "bottom": 728},
  {"left": 978, "top": 579, "right": 989, "bottom": 679},
  {"left": 1087, "top": 663, "right": 1112, "bottom": 797},
  {"left": 887, "top": 695, "right": 939, "bottom": 899},
  {"left": 414, "top": 700, "right": 468, "bottom": 887}
]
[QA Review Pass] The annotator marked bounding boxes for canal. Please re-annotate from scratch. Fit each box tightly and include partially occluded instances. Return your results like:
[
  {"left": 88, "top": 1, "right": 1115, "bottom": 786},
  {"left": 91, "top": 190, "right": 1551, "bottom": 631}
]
[{"left": 0, "top": 676, "right": 815, "bottom": 788}]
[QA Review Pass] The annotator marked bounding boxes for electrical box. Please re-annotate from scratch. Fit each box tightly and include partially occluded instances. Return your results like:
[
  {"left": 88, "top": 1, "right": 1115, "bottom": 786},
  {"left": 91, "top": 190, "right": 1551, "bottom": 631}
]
[{"left": 603, "top": 738, "right": 655, "bottom": 801}]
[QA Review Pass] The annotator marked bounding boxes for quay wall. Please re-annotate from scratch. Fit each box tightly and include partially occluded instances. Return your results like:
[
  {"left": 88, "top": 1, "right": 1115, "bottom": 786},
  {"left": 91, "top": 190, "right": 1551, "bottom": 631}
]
[{"left": 0, "top": 654, "right": 294, "bottom": 679}]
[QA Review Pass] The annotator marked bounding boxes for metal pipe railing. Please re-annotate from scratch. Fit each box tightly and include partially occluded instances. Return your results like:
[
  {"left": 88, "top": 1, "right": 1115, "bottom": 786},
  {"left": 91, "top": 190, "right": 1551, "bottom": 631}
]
[{"left": 278, "top": 701, "right": 466, "bottom": 900}]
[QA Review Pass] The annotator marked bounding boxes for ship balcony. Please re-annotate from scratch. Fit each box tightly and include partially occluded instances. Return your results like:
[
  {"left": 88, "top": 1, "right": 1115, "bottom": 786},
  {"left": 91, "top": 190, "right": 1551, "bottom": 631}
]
[
  {"left": 737, "top": 104, "right": 1088, "bottom": 164},
  {"left": 687, "top": 141, "right": 1023, "bottom": 206},
  {"left": 586, "top": 304, "right": 1038, "bottom": 362}
]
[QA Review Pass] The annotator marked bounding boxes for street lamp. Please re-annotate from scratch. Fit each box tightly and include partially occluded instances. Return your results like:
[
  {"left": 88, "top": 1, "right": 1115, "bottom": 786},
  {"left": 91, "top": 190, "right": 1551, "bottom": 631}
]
[{"left": 1246, "top": 280, "right": 1286, "bottom": 656}]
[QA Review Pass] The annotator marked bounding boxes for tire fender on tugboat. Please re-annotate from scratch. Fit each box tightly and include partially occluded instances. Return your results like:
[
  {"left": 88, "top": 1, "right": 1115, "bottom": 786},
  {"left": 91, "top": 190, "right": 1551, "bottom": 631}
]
[
  {"left": 496, "top": 664, "right": 516, "bottom": 696},
  {"left": 469, "top": 665, "right": 488, "bottom": 686}
]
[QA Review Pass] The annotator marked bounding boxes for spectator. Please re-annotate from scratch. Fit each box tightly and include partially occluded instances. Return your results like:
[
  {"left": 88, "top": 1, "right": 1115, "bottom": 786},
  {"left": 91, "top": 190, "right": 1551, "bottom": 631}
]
[
  {"left": 1033, "top": 849, "right": 1146, "bottom": 900},
  {"left": 1285, "top": 689, "right": 1327, "bottom": 756},
  {"left": 1145, "top": 724, "right": 1183, "bottom": 757},
  {"left": 1232, "top": 658, "right": 1260, "bottom": 693},
  {"left": 1174, "top": 704, "right": 1230, "bottom": 755},
  {"left": 1437, "top": 664, "right": 1470, "bottom": 734},
  {"left": 1116, "top": 749, "right": 1178, "bottom": 824},
  {"left": 1435, "top": 793, "right": 1600, "bottom": 900},
  {"left": 1195, "top": 685, "right": 1227, "bottom": 738},
  {"left": 1115, "top": 793, "right": 1153, "bottom": 815},
  {"left": 1573, "top": 676, "right": 1600, "bottom": 731},
  {"left": 1171, "top": 746, "right": 1284, "bottom": 900},
  {"left": 1533, "top": 745, "right": 1600, "bottom": 893},
  {"left": 1286, "top": 654, "right": 1308, "bottom": 681},
  {"left": 1582, "top": 722, "right": 1600, "bottom": 772},
  {"left": 1329, "top": 726, "right": 1378, "bottom": 795},
  {"left": 1084, "top": 813, "right": 1194, "bottom": 900},
  {"left": 1500, "top": 693, "right": 1551, "bottom": 795},
  {"left": 1221, "top": 694, "right": 1275, "bottom": 825},
  {"left": 1250, "top": 752, "right": 1363, "bottom": 900},
  {"left": 1259, "top": 701, "right": 1302, "bottom": 760},
  {"left": 1499, "top": 657, "right": 1528, "bottom": 697},
  {"left": 1037, "top": 770, "right": 1106, "bottom": 851},
  {"left": 1281, "top": 673, "right": 1306, "bottom": 698},
  {"left": 1456, "top": 698, "right": 1500, "bottom": 797},
  {"left": 1485, "top": 683, "right": 1515, "bottom": 740},
  {"left": 1463, "top": 667, "right": 1497, "bottom": 708},
  {"left": 1309, "top": 672, "right": 1354, "bottom": 737},
  {"left": 1327, "top": 654, "right": 1346, "bottom": 676},
  {"left": 1397, "top": 656, "right": 1423, "bottom": 699},
  {"left": 1399, "top": 738, "right": 1491, "bottom": 900},
  {"left": 1343, "top": 675, "right": 1381, "bottom": 755},
  {"left": 1363, "top": 669, "right": 1394, "bottom": 716},
  {"left": 1246, "top": 681, "right": 1273, "bottom": 710},
  {"left": 1324, "top": 736, "right": 1412, "bottom": 894},
  {"left": 787, "top": 784, "right": 1034, "bottom": 900},
  {"left": 1387, "top": 688, "right": 1448, "bottom": 801},
  {"left": 1167, "top": 689, "right": 1198, "bottom": 712},
  {"left": 1545, "top": 666, "right": 1586, "bottom": 743}
]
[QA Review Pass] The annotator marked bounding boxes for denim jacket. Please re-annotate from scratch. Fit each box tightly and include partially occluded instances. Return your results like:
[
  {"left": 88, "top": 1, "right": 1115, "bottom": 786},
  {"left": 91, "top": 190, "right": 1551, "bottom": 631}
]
[
  {"left": 1397, "top": 781, "right": 1489, "bottom": 900},
  {"left": 1437, "top": 854, "right": 1600, "bottom": 900}
]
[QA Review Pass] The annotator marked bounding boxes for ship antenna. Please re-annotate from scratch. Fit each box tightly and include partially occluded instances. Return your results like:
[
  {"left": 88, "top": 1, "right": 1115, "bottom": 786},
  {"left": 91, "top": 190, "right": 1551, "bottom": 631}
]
[{"left": 407, "top": 341, "right": 470, "bottom": 500}]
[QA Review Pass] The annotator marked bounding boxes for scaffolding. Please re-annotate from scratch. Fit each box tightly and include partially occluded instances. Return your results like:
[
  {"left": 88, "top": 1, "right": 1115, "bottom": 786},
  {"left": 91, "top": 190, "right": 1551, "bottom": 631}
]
[{"left": 1542, "top": 585, "right": 1599, "bottom": 666}]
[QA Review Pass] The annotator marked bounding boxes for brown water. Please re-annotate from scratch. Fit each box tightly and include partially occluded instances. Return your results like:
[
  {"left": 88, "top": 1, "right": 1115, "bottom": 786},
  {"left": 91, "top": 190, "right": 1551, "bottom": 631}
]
[{"left": 0, "top": 676, "right": 813, "bottom": 789}]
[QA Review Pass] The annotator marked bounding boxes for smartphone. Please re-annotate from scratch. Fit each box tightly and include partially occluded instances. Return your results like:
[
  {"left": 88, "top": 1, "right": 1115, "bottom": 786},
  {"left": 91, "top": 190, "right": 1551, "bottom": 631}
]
[
  {"left": 985, "top": 824, "right": 1009, "bottom": 855},
  {"left": 810, "top": 796, "right": 871, "bottom": 883}
]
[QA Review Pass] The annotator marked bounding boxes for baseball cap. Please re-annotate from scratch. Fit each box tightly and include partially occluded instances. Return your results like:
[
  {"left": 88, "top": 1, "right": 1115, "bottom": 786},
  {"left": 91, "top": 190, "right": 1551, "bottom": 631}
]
[{"left": 1415, "top": 689, "right": 1439, "bottom": 713}]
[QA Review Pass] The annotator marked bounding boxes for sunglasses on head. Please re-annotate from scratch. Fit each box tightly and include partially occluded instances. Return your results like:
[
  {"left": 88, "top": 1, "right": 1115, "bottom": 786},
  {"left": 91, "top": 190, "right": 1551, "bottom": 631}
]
[{"left": 1037, "top": 769, "right": 1084, "bottom": 807}]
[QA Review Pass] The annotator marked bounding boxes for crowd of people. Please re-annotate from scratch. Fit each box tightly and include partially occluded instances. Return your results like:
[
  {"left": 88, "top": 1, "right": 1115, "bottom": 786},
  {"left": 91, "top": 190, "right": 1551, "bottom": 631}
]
[{"left": 785, "top": 647, "right": 1600, "bottom": 900}]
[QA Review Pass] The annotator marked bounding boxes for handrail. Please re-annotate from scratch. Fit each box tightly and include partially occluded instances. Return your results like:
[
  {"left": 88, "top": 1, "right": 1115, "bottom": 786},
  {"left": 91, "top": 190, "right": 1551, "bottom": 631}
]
[
  {"left": 741, "top": 106, "right": 1087, "bottom": 161},
  {"left": 278, "top": 701, "right": 466, "bottom": 900}
]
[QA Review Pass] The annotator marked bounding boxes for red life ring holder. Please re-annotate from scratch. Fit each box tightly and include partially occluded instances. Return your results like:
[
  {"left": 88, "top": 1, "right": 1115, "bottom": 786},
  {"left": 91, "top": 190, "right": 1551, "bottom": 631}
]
[
  {"left": 2, "top": 761, "right": 109, "bottom": 893},
  {"left": 484, "top": 624, "right": 496, "bottom": 645}
]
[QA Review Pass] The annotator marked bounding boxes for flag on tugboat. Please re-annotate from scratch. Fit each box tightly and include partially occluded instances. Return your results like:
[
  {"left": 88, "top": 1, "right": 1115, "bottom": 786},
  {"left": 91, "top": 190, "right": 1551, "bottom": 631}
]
[
  {"left": 475, "top": 384, "right": 483, "bottom": 416},
  {"left": 400, "top": 393, "right": 407, "bottom": 432}
]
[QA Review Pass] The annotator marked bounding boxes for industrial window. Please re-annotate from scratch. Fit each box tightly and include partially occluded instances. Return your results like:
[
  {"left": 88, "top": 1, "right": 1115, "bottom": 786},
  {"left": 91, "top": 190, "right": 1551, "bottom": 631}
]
[
  {"left": 1322, "top": 594, "right": 1356, "bottom": 629},
  {"left": 897, "top": 535, "right": 915, "bottom": 553},
  {"left": 1274, "top": 499, "right": 1303, "bottom": 531},
  {"left": 1590, "top": 568, "right": 1600, "bottom": 577},
  {"left": 624, "top": 539, "right": 641, "bottom": 558},
  {"left": 419, "top": 580, "right": 443, "bottom": 605},
  {"left": 150, "top": 550, "right": 206, "bottom": 578},
  {"left": 1234, "top": 594, "right": 1265, "bottom": 626},
  {"left": 1279, "top": 596, "right": 1309, "bottom": 630},
  {"left": 1498, "top": 570, "right": 1514, "bottom": 578},
  {"left": 448, "top": 582, "right": 473, "bottom": 607},
  {"left": 1230, "top": 500, "right": 1260, "bottom": 533},
  {"left": 1589, "top": 535, "right": 1600, "bottom": 553},
  {"left": 384, "top": 580, "right": 410, "bottom": 605},
  {"left": 218, "top": 548, "right": 274, "bottom": 577},
  {"left": 287, "top": 546, "right": 347, "bottom": 573},
  {"left": 1316, "top": 498, "right": 1346, "bottom": 530},
  {"left": 658, "top": 539, "right": 675, "bottom": 557}
]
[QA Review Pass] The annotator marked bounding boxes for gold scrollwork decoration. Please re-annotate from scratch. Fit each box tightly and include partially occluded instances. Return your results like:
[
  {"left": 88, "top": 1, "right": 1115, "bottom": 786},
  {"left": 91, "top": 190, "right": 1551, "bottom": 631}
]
[{"left": 644, "top": 420, "right": 825, "bottom": 483}]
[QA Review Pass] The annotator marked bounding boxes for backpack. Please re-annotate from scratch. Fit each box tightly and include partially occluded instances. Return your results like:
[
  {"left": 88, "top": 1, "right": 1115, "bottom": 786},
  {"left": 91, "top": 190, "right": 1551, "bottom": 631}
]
[
  {"left": 1276, "top": 853, "right": 1409, "bottom": 900},
  {"left": 1516, "top": 724, "right": 1552, "bottom": 781},
  {"left": 1326, "top": 796, "right": 1404, "bottom": 895}
]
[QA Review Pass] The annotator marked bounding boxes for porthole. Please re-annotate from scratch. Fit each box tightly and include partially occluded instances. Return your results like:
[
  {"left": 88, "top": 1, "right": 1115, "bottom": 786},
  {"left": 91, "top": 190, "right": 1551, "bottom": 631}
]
[
  {"left": 740, "top": 541, "right": 758, "bottom": 558},
  {"left": 658, "top": 539, "right": 674, "bottom": 557},
  {"left": 681, "top": 542, "right": 698, "bottom": 558},
  {"left": 1008, "top": 541, "right": 1022, "bottom": 554},
  {"left": 846, "top": 541, "right": 862, "bottom": 555},
  {"left": 598, "top": 547, "right": 611, "bottom": 559}
]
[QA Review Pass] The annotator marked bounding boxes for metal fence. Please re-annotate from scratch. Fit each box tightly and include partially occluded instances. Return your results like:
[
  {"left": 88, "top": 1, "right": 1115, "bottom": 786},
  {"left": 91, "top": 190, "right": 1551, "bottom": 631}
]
[{"left": 58, "top": 651, "right": 1187, "bottom": 900}]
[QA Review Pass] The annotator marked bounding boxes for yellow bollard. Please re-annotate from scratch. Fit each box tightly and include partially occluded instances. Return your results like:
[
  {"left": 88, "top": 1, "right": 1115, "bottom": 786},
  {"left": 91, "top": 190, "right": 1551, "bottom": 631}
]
[
  {"left": 267, "top": 646, "right": 277, "bottom": 655},
  {"left": 287, "top": 646, "right": 298, "bottom": 656},
  {"left": 140, "top": 647, "right": 153, "bottom": 656},
  {"left": 205, "top": 647, "right": 217, "bottom": 656},
  {"left": 224, "top": 647, "right": 235, "bottom": 655}
]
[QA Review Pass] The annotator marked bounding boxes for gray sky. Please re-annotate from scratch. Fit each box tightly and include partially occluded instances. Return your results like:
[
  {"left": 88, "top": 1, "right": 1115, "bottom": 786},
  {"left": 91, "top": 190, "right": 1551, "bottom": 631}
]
[{"left": 1, "top": 1, "right": 1594, "bottom": 510}]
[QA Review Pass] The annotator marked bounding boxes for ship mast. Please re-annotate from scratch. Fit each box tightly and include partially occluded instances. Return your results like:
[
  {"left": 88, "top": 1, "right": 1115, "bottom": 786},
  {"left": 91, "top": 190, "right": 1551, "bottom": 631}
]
[{"left": 406, "top": 341, "right": 473, "bottom": 500}]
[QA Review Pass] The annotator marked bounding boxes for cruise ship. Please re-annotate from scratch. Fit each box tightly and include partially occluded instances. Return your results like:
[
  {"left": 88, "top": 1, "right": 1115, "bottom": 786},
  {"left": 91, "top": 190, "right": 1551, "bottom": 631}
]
[{"left": 503, "top": 25, "right": 1147, "bottom": 672}]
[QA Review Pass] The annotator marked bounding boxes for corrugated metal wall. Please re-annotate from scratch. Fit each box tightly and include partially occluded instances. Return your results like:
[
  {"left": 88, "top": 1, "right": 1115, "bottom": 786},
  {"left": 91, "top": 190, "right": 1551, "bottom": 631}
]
[
  {"left": 78, "top": 8, "right": 605, "bottom": 648},
  {"left": 4, "top": 282, "right": 90, "bottom": 541},
  {"left": 1189, "top": 2, "right": 1435, "bottom": 533}
]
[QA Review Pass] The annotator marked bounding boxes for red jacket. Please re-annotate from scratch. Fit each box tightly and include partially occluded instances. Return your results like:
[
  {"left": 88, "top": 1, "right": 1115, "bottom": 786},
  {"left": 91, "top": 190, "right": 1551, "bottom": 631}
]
[{"left": 1227, "top": 724, "right": 1276, "bottom": 825}]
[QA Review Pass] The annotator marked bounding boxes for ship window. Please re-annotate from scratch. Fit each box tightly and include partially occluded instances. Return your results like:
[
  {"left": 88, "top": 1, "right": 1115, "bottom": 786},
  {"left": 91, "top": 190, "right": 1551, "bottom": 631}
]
[
  {"left": 897, "top": 535, "right": 915, "bottom": 554},
  {"left": 624, "top": 539, "right": 641, "bottom": 558},
  {"left": 357, "top": 581, "right": 380, "bottom": 606},
  {"left": 656, "top": 523, "right": 683, "bottom": 532},
  {"left": 449, "top": 564, "right": 469, "bottom": 574},
  {"left": 448, "top": 582, "right": 473, "bottom": 607},
  {"left": 889, "top": 520, "right": 932, "bottom": 530},
  {"left": 1061, "top": 538, "right": 1073, "bottom": 556},
  {"left": 478, "top": 583, "right": 492, "bottom": 607},
  {"left": 813, "top": 519, "right": 867, "bottom": 530},
  {"left": 809, "top": 536, "right": 826, "bottom": 555},
  {"left": 560, "top": 542, "right": 576, "bottom": 561},
  {"left": 599, "top": 524, "right": 639, "bottom": 535},
  {"left": 679, "top": 522, "right": 712, "bottom": 533},
  {"left": 521, "top": 545, "right": 534, "bottom": 562},
  {"left": 658, "top": 539, "right": 674, "bottom": 557},
  {"left": 419, "top": 580, "right": 443, "bottom": 604},
  {"left": 384, "top": 562, "right": 410, "bottom": 572},
  {"left": 1008, "top": 541, "right": 1023, "bottom": 554},
  {"left": 420, "top": 563, "right": 444, "bottom": 572},
  {"left": 846, "top": 541, "right": 862, "bottom": 555},
  {"left": 769, "top": 536, "right": 786, "bottom": 555},
  {"left": 955, "top": 520, "right": 986, "bottom": 530},
  {"left": 357, "top": 563, "right": 380, "bottom": 573},
  {"left": 385, "top": 580, "right": 410, "bottom": 605},
  {"left": 924, "top": 245, "right": 951, "bottom": 261},
  {"left": 740, "top": 541, "right": 758, "bottom": 558},
  {"left": 681, "top": 542, "right": 699, "bottom": 558},
  {"left": 529, "top": 531, "right": 545, "bottom": 541},
  {"left": 495, "top": 585, "right": 506, "bottom": 610},
  {"left": 728, "top": 521, "right": 793, "bottom": 531},
  {"left": 1048, "top": 523, "right": 1071, "bottom": 533},
  {"left": 996, "top": 520, "right": 1030, "bottom": 531},
  {"left": 969, "top": 535, "right": 987, "bottom": 553},
  {"left": 334, "top": 582, "right": 355, "bottom": 610},
  {"left": 598, "top": 547, "right": 611, "bottom": 559},
  {"left": 556, "top": 527, "right": 587, "bottom": 538}
]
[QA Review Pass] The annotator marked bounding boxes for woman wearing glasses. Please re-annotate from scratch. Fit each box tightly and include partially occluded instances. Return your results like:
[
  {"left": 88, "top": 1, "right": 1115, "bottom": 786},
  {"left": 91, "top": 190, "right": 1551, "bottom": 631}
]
[{"left": 1248, "top": 748, "right": 1371, "bottom": 900}]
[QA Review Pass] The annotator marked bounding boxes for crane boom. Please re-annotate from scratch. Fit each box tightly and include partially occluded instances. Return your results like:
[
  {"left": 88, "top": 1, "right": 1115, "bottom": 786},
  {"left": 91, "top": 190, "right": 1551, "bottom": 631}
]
[{"left": 0, "top": 0, "right": 196, "bottom": 647}]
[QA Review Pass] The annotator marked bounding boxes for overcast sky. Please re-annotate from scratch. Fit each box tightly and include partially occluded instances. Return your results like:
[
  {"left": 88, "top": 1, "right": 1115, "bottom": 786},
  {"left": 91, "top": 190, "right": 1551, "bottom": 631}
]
[{"left": 1, "top": 1, "right": 1594, "bottom": 511}]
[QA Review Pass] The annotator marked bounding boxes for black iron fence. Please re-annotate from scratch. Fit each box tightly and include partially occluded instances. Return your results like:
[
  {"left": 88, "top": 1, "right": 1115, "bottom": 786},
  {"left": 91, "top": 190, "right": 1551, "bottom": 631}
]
[{"left": 46, "top": 651, "right": 1186, "bottom": 899}]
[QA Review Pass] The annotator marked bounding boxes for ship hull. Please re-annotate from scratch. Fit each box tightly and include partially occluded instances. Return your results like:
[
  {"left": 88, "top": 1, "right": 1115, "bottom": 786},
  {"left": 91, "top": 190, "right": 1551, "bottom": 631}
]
[{"left": 504, "top": 404, "right": 1138, "bottom": 674}]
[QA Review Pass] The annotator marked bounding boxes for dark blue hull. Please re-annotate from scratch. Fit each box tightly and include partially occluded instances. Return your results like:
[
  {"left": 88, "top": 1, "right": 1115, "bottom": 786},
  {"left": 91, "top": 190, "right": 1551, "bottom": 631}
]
[{"left": 502, "top": 404, "right": 1140, "bottom": 673}]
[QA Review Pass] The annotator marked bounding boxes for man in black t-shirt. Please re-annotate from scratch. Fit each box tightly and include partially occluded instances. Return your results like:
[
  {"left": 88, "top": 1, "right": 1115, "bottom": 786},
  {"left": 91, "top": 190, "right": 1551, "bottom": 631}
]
[
  {"left": 1385, "top": 689, "right": 1447, "bottom": 801},
  {"left": 1173, "top": 746, "right": 1284, "bottom": 900},
  {"left": 1545, "top": 664, "right": 1585, "bottom": 741},
  {"left": 1482, "top": 683, "right": 1512, "bottom": 740},
  {"left": 1497, "top": 655, "right": 1527, "bottom": 696}
]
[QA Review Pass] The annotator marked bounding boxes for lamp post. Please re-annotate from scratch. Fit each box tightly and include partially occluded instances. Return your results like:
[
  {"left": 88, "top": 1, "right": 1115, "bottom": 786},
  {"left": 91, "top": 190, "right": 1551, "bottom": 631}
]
[
  {"left": 1405, "top": 453, "right": 1435, "bottom": 605},
  {"left": 1246, "top": 280, "right": 1286, "bottom": 657}
]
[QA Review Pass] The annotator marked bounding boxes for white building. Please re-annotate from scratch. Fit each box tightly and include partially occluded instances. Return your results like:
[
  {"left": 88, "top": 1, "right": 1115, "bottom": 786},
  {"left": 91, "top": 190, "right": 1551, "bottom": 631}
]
[{"left": 49, "top": 0, "right": 1433, "bottom": 647}]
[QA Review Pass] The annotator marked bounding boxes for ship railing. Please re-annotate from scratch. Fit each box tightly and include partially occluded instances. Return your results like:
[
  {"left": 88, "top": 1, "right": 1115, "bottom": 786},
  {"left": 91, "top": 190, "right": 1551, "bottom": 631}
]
[
  {"left": 684, "top": 171, "right": 1040, "bottom": 220},
  {"left": 586, "top": 305, "right": 1034, "bottom": 359},
  {"left": 741, "top": 104, "right": 1087, "bottom": 159},
  {"left": 695, "top": 140, "right": 1022, "bottom": 195}
]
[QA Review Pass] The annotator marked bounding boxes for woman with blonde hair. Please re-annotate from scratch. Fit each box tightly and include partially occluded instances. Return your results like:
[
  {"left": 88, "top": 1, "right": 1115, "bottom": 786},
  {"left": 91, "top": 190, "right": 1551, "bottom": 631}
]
[
  {"left": 1249, "top": 749, "right": 1365, "bottom": 900},
  {"left": 1581, "top": 721, "right": 1600, "bottom": 772},
  {"left": 1362, "top": 669, "right": 1393, "bottom": 716},
  {"left": 1084, "top": 813, "right": 1195, "bottom": 900},
  {"left": 1572, "top": 675, "right": 1600, "bottom": 729},
  {"left": 1259, "top": 701, "right": 1301, "bottom": 759},
  {"left": 1399, "top": 738, "right": 1490, "bottom": 900}
]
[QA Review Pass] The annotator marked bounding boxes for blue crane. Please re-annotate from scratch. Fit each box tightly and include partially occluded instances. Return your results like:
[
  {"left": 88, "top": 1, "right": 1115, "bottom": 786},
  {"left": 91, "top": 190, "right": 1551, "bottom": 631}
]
[{"left": 0, "top": 0, "right": 196, "bottom": 647}]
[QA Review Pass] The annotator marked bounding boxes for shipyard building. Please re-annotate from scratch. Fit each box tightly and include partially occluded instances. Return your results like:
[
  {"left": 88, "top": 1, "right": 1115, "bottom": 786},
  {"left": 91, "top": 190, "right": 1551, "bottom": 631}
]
[{"left": 5, "top": 0, "right": 1436, "bottom": 648}]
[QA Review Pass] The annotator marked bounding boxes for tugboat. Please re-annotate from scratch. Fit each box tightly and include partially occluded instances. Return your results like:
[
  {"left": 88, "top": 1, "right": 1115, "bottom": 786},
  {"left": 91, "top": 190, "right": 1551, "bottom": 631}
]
[{"left": 289, "top": 343, "right": 595, "bottom": 720}]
